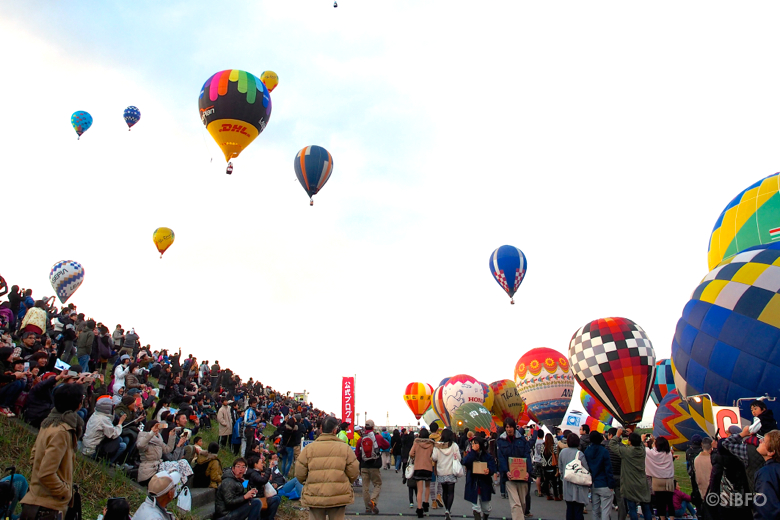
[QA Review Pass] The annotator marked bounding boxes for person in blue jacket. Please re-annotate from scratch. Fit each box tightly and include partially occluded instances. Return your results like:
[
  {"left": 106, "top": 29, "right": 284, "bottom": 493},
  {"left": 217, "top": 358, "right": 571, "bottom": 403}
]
[
  {"left": 496, "top": 418, "right": 532, "bottom": 520},
  {"left": 583, "top": 431, "right": 614, "bottom": 520},
  {"left": 755, "top": 430, "right": 780, "bottom": 520},
  {"left": 463, "top": 436, "right": 496, "bottom": 520}
]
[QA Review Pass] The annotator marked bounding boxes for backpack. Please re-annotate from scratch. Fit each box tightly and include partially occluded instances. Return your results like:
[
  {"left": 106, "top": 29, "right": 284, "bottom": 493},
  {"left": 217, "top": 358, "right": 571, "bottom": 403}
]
[{"left": 361, "top": 432, "right": 379, "bottom": 460}]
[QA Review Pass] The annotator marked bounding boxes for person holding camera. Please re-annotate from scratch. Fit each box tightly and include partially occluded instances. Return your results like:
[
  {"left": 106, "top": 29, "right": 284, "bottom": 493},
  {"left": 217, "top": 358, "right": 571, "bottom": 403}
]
[
  {"left": 81, "top": 395, "right": 127, "bottom": 464},
  {"left": 215, "top": 458, "right": 264, "bottom": 520},
  {"left": 136, "top": 420, "right": 178, "bottom": 486}
]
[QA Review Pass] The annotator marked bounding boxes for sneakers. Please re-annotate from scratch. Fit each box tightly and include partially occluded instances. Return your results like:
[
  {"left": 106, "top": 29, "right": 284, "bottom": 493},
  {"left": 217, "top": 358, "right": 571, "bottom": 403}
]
[
  {"left": 369, "top": 500, "right": 379, "bottom": 514},
  {"left": 410, "top": 503, "right": 415, "bottom": 508},
  {"left": 0, "top": 407, "right": 15, "bottom": 418},
  {"left": 444, "top": 512, "right": 451, "bottom": 520}
]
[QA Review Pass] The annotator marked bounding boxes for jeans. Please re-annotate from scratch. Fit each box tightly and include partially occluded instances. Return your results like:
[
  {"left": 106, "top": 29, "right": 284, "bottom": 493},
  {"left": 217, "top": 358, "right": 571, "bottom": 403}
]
[
  {"left": 280, "top": 447, "right": 295, "bottom": 477},
  {"left": 0, "top": 379, "right": 24, "bottom": 408},
  {"left": 0, "top": 474, "right": 28, "bottom": 520},
  {"left": 220, "top": 498, "right": 263, "bottom": 520},
  {"left": 625, "top": 499, "right": 653, "bottom": 520},
  {"left": 591, "top": 487, "right": 614, "bottom": 520},
  {"left": 262, "top": 495, "right": 281, "bottom": 520},
  {"left": 78, "top": 355, "right": 90, "bottom": 373},
  {"left": 395, "top": 456, "right": 402, "bottom": 471},
  {"left": 675, "top": 501, "right": 696, "bottom": 517}
]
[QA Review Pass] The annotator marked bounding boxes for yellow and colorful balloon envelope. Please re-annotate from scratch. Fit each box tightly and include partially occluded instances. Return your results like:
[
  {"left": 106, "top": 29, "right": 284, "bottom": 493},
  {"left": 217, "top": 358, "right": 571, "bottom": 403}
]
[
  {"left": 404, "top": 382, "right": 434, "bottom": 420},
  {"left": 199, "top": 69, "right": 272, "bottom": 163},
  {"left": 71, "top": 111, "right": 92, "bottom": 140},
  {"left": 260, "top": 71, "right": 279, "bottom": 93},
  {"left": 153, "top": 227, "right": 175, "bottom": 258}
]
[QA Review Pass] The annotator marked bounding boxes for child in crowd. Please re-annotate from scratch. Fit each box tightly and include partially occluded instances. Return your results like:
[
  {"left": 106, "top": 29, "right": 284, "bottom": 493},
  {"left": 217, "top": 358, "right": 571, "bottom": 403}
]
[{"left": 745, "top": 399, "right": 777, "bottom": 447}]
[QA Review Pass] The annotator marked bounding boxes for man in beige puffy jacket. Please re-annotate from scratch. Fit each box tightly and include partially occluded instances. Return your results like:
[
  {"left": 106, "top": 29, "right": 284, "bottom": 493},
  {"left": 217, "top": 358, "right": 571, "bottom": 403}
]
[{"left": 295, "top": 416, "right": 360, "bottom": 520}]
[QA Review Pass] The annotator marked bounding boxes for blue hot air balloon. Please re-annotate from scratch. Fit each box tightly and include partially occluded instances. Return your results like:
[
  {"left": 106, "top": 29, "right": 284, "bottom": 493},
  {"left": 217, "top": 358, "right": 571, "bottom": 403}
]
[
  {"left": 123, "top": 106, "right": 141, "bottom": 130},
  {"left": 294, "top": 145, "right": 334, "bottom": 206},
  {"left": 71, "top": 111, "right": 93, "bottom": 139},
  {"left": 489, "top": 245, "right": 528, "bottom": 304}
]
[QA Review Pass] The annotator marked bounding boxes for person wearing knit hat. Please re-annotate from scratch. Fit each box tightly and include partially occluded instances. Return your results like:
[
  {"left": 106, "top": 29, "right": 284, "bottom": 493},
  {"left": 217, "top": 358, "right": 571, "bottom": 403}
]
[
  {"left": 81, "top": 395, "right": 128, "bottom": 464},
  {"left": 131, "top": 470, "right": 181, "bottom": 520}
]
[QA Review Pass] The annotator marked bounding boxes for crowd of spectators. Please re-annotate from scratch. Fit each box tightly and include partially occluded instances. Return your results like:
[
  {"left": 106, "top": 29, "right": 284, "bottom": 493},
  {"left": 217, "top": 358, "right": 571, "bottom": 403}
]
[{"left": 0, "top": 277, "right": 335, "bottom": 520}]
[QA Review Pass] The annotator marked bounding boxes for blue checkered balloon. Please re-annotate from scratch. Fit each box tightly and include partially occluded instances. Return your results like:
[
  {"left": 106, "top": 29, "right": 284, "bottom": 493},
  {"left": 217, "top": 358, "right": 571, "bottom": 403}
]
[
  {"left": 49, "top": 260, "right": 85, "bottom": 304},
  {"left": 123, "top": 106, "right": 141, "bottom": 130},
  {"left": 651, "top": 359, "right": 676, "bottom": 405}
]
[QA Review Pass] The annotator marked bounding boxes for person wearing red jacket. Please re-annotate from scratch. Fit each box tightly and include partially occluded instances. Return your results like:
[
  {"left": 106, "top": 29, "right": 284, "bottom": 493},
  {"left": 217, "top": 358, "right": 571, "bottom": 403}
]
[{"left": 355, "top": 419, "right": 390, "bottom": 514}]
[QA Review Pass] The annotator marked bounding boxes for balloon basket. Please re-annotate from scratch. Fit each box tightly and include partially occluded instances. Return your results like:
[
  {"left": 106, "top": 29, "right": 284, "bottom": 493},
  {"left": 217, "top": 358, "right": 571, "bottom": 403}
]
[
  {"left": 510, "top": 299, "right": 515, "bottom": 305},
  {"left": 309, "top": 199, "right": 314, "bottom": 206}
]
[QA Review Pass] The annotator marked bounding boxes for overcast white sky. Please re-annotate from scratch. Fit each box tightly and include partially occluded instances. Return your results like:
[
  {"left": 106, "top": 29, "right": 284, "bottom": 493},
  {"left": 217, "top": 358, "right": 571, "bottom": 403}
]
[{"left": 2, "top": 1, "right": 779, "bottom": 429}]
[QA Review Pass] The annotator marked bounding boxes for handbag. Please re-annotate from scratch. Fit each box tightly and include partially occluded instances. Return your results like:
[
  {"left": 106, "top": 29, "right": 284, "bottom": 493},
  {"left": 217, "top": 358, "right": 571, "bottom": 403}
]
[
  {"left": 405, "top": 458, "right": 415, "bottom": 479},
  {"left": 563, "top": 452, "right": 592, "bottom": 486},
  {"left": 451, "top": 457, "right": 465, "bottom": 478},
  {"left": 177, "top": 486, "right": 191, "bottom": 511},
  {"left": 651, "top": 477, "right": 675, "bottom": 492}
]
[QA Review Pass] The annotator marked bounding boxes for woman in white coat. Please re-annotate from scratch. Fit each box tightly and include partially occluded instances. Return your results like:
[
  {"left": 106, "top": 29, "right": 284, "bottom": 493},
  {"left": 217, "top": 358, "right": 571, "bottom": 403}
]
[
  {"left": 431, "top": 429, "right": 462, "bottom": 520},
  {"left": 112, "top": 354, "right": 131, "bottom": 394}
]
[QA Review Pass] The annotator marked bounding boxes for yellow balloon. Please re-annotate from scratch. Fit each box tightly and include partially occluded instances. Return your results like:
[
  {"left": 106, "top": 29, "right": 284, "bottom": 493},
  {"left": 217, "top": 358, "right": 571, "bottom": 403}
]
[
  {"left": 261, "top": 71, "right": 279, "bottom": 93},
  {"left": 153, "top": 227, "right": 175, "bottom": 258}
]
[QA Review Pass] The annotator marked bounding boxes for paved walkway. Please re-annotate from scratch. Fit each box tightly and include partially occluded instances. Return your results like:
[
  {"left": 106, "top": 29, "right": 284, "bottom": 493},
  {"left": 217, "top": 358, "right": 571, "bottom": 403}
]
[{"left": 344, "top": 468, "right": 576, "bottom": 520}]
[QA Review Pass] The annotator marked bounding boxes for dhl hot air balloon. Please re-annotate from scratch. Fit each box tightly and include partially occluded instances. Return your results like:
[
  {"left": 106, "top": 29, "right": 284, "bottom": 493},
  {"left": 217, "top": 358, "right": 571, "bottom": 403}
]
[
  {"left": 432, "top": 385, "right": 450, "bottom": 427},
  {"left": 489, "top": 380, "right": 526, "bottom": 427},
  {"left": 199, "top": 69, "right": 272, "bottom": 163},
  {"left": 569, "top": 317, "right": 656, "bottom": 427},
  {"left": 153, "top": 227, "right": 175, "bottom": 258},
  {"left": 260, "top": 71, "right": 279, "bottom": 93},
  {"left": 514, "top": 347, "right": 574, "bottom": 427},
  {"left": 294, "top": 146, "right": 334, "bottom": 206},
  {"left": 71, "top": 111, "right": 92, "bottom": 139},
  {"left": 404, "top": 382, "right": 434, "bottom": 420},
  {"left": 580, "top": 389, "right": 614, "bottom": 426},
  {"left": 489, "top": 245, "right": 527, "bottom": 304},
  {"left": 442, "top": 374, "right": 484, "bottom": 419}
]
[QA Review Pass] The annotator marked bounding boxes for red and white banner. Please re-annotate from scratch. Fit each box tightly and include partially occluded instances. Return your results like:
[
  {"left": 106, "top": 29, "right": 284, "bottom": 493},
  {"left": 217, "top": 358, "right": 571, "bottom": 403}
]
[{"left": 342, "top": 377, "right": 355, "bottom": 437}]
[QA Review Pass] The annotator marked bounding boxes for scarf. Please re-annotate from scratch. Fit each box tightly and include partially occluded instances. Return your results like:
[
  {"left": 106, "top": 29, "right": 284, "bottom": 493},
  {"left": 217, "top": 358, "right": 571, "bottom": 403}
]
[{"left": 42, "top": 408, "right": 85, "bottom": 440}]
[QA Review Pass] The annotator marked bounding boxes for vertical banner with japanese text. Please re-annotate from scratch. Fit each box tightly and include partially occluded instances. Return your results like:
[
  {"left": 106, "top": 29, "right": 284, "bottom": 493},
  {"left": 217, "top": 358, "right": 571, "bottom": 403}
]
[{"left": 342, "top": 377, "right": 355, "bottom": 437}]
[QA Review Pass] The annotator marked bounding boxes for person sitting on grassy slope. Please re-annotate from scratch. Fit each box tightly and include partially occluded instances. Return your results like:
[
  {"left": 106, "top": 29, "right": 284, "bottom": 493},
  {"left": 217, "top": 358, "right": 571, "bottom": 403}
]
[{"left": 136, "top": 420, "right": 178, "bottom": 486}]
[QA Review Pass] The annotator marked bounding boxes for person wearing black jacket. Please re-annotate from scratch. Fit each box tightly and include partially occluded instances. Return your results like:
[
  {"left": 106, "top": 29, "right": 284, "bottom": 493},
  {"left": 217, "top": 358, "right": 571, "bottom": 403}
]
[
  {"left": 711, "top": 431, "right": 752, "bottom": 520},
  {"left": 401, "top": 428, "right": 415, "bottom": 482},
  {"left": 22, "top": 372, "right": 76, "bottom": 428},
  {"left": 215, "top": 458, "right": 263, "bottom": 520},
  {"left": 605, "top": 428, "right": 626, "bottom": 520},
  {"left": 391, "top": 429, "right": 403, "bottom": 472},
  {"left": 245, "top": 455, "right": 281, "bottom": 520}
]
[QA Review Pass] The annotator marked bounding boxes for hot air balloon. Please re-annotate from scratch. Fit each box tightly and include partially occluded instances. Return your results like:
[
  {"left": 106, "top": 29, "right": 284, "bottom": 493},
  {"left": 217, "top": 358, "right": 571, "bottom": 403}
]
[
  {"left": 489, "top": 379, "right": 526, "bottom": 427},
  {"left": 584, "top": 416, "right": 611, "bottom": 434},
  {"left": 439, "top": 377, "right": 450, "bottom": 387},
  {"left": 294, "top": 146, "right": 334, "bottom": 206},
  {"left": 199, "top": 69, "right": 272, "bottom": 163},
  {"left": 432, "top": 385, "right": 450, "bottom": 427},
  {"left": 708, "top": 172, "right": 780, "bottom": 270},
  {"left": 489, "top": 245, "right": 527, "bottom": 304},
  {"left": 672, "top": 242, "right": 780, "bottom": 406},
  {"left": 442, "top": 374, "right": 484, "bottom": 419},
  {"left": 651, "top": 359, "right": 676, "bottom": 406},
  {"left": 123, "top": 106, "right": 141, "bottom": 130},
  {"left": 404, "top": 382, "right": 434, "bottom": 420},
  {"left": 480, "top": 382, "right": 494, "bottom": 412},
  {"left": 652, "top": 390, "right": 708, "bottom": 451},
  {"left": 514, "top": 347, "right": 575, "bottom": 427},
  {"left": 260, "top": 71, "right": 279, "bottom": 93},
  {"left": 451, "top": 403, "right": 497, "bottom": 435},
  {"left": 50, "top": 260, "right": 85, "bottom": 304},
  {"left": 569, "top": 317, "right": 656, "bottom": 427},
  {"left": 152, "top": 227, "right": 175, "bottom": 258},
  {"left": 580, "top": 389, "right": 614, "bottom": 426},
  {"left": 71, "top": 111, "right": 92, "bottom": 139}
]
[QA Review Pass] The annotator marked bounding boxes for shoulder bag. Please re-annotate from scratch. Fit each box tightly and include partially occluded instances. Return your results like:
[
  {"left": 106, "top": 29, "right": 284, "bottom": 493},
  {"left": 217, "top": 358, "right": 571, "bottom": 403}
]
[{"left": 563, "top": 452, "right": 592, "bottom": 486}]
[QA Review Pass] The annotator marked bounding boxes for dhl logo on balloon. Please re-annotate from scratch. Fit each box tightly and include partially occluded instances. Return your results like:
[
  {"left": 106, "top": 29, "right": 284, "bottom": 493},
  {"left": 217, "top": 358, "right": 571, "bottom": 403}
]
[{"left": 219, "top": 123, "right": 252, "bottom": 136}]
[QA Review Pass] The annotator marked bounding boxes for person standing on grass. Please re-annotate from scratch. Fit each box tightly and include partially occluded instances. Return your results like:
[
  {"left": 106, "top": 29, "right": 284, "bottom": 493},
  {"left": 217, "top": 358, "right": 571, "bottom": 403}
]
[
  {"left": 218, "top": 399, "right": 234, "bottom": 448},
  {"left": 296, "top": 416, "right": 360, "bottom": 520},
  {"left": 19, "top": 383, "right": 84, "bottom": 520}
]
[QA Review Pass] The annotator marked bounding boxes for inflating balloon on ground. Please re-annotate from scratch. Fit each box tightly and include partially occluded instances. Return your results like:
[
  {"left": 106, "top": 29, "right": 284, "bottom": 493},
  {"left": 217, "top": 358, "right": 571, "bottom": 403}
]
[
  {"left": 514, "top": 347, "right": 574, "bottom": 427},
  {"left": 442, "top": 374, "right": 484, "bottom": 419},
  {"left": 652, "top": 389, "right": 708, "bottom": 451},
  {"left": 451, "top": 402, "right": 497, "bottom": 436},
  {"left": 651, "top": 359, "right": 675, "bottom": 406},
  {"left": 489, "top": 379, "right": 526, "bottom": 427},
  {"left": 50, "top": 260, "right": 85, "bottom": 303},
  {"left": 569, "top": 317, "right": 656, "bottom": 427},
  {"left": 480, "top": 382, "right": 494, "bottom": 412},
  {"left": 580, "top": 389, "right": 613, "bottom": 426},
  {"left": 432, "top": 385, "right": 450, "bottom": 426},
  {"left": 672, "top": 242, "right": 780, "bottom": 406}
]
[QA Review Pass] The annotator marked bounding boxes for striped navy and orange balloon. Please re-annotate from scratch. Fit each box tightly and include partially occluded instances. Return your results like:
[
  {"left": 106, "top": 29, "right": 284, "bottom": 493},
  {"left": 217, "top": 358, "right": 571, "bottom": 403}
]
[
  {"left": 294, "top": 145, "right": 334, "bottom": 206},
  {"left": 403, "top": 382, "right": 434, "bottom": 420}
]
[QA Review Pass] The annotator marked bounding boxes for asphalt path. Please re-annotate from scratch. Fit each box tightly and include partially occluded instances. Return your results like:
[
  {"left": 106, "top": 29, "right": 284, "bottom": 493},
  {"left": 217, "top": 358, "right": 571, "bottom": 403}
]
[{"left": 344, "top": 468, "right": 578, "bottom": 520}]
